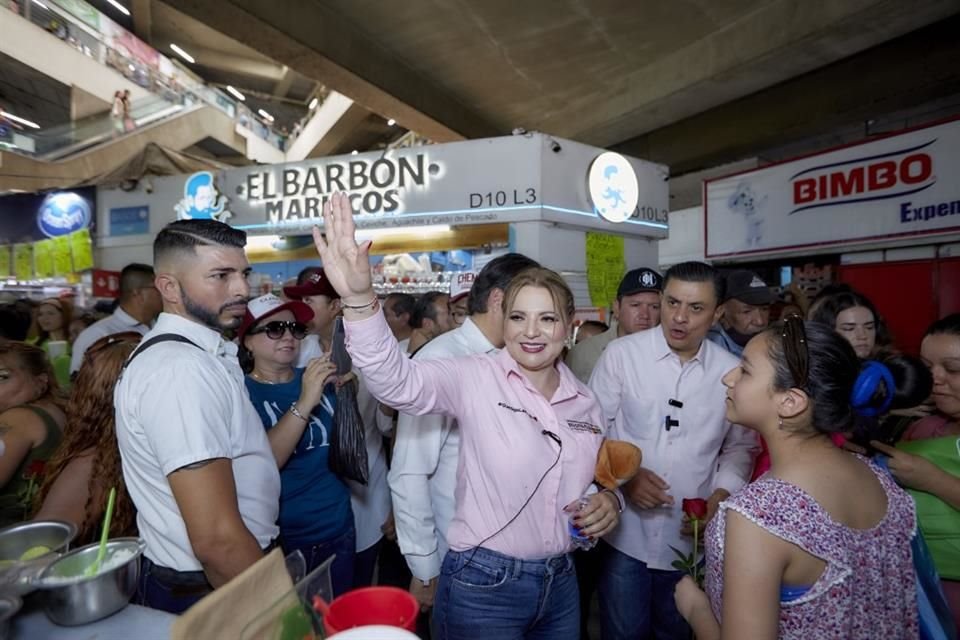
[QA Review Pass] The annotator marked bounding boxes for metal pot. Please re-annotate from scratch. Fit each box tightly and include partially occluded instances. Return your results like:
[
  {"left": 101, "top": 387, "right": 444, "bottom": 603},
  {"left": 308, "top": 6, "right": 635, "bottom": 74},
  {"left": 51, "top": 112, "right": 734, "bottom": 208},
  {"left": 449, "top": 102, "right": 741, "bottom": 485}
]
[
  {"left": 34, "top": 537, "right": 145, "bottom": 626},
  {"left": 0, "top": 520, "right": 77, "bottom": 596},
  {"left": 0, "top": 595, "right": 22, "bottom": 640}
]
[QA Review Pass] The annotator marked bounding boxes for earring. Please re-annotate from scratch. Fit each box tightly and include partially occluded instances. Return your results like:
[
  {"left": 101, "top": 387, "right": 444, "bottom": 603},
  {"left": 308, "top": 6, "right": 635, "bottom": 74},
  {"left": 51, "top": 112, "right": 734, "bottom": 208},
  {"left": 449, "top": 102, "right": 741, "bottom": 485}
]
[{"left": 778, "top": 416, "right": 784, "bottom": 430}]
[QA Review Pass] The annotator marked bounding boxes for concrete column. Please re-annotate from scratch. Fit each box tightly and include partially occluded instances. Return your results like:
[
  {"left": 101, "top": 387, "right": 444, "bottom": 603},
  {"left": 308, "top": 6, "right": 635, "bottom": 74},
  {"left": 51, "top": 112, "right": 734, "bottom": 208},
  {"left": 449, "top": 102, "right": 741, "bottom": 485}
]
[{"left": 70, "top": 86, "right": 110, "bottom": 121}]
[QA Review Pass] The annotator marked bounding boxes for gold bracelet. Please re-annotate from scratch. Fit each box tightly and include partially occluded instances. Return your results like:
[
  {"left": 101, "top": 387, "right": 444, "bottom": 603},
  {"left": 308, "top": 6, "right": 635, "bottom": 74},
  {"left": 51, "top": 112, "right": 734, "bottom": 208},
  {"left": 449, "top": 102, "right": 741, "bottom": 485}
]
[
  {"left": 341, "top": 297, "right": 378, "bottom": 311},
  {"left": 289, "top": 403, "right": 308, "bottom": 422}
]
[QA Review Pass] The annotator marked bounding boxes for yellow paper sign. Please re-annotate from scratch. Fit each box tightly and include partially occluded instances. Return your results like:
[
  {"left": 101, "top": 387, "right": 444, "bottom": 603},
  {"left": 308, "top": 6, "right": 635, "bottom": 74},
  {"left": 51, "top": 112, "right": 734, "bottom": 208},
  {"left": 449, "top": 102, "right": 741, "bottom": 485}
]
[
  {"left": 69, "top": 229, "right": 94, "bottom": 271},
  {"left": 34, "top": 239, "right": 55, "bottom": 279},
  {"left": 0, "top": 245, "right": 11, "bottom": 277},
  {"left": 586, "top": 232, "right": 626, "bottom": 308},
  {"left": 14, "top": 243, "right": 33, "bottom": 281},
  {"left": 51, "top": 236, "right": 73, "bottom": 276}
]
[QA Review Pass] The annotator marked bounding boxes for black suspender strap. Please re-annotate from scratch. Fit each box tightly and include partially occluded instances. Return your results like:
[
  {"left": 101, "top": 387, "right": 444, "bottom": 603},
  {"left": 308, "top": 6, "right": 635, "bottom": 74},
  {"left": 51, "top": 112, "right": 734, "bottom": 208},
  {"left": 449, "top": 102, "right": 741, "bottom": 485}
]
[{"left": 122, "top": 333, "right": 202, "bottom": 371}]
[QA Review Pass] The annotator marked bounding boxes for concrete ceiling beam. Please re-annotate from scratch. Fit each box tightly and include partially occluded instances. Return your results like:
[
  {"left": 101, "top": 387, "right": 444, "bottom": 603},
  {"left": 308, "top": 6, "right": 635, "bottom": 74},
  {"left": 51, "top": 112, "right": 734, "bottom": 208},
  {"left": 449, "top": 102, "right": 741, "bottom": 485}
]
[
  {"left": 131, "top": 0, "right": 152, "bottom": 43},
  {"left": 615, "top": 16, "right": 960, "bottom": 176},
  {"left": 158, "top": 0, "right": 498, "bottom": 142},
  {"left": 561, "top": 0, "right": 960, "bottom": 146}
]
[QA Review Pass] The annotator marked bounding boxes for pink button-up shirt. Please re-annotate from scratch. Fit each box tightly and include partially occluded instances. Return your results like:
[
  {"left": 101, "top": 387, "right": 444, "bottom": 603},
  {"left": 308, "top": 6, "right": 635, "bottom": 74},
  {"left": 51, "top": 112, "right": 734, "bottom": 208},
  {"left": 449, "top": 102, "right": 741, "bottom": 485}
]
[{"left": 346, "top": 310, "right": 605, "bottom": 560}]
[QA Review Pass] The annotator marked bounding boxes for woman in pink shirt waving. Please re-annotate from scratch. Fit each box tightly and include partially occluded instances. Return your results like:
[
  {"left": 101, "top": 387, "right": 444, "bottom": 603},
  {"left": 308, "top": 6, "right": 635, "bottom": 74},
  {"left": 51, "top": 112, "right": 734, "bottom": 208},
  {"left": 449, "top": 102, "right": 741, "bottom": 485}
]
[{"left": 313, "top": 193, "right": 621, "bottom": 640}]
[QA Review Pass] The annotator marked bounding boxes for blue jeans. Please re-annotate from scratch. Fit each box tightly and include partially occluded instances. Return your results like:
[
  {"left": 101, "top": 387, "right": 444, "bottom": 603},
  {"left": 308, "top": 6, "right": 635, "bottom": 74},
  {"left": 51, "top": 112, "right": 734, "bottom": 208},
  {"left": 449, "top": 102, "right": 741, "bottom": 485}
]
[
  {"left": 282, "top": 526, "right": 356, "bottom": 598},
  {"left": 597, "top": 542, "right": 690, "bottom": 640},
  {"left": 433, "top": 547, "right": 579, "bottom": 640}
]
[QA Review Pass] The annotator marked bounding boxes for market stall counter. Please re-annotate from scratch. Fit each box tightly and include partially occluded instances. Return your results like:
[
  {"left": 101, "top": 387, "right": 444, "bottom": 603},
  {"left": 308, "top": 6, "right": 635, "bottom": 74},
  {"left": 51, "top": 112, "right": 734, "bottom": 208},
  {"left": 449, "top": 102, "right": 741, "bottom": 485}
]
[{"left": 13, "top": 600, "right": 175, "bottom": 639}]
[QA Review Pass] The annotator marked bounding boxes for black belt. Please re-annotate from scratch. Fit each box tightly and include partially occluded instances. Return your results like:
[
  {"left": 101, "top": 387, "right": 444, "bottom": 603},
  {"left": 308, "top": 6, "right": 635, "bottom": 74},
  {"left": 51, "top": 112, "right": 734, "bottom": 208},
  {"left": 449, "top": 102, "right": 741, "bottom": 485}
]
[{"left": 143, "top": 539, "right": 279, "bottom": 594}]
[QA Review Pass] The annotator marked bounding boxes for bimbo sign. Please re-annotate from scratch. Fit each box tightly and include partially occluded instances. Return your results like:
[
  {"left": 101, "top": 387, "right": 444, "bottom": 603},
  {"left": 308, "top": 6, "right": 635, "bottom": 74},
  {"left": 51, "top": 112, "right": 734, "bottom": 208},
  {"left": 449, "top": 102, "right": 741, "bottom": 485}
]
[{"left": 705, "top": 118, "right": 960, "bottom": 258}]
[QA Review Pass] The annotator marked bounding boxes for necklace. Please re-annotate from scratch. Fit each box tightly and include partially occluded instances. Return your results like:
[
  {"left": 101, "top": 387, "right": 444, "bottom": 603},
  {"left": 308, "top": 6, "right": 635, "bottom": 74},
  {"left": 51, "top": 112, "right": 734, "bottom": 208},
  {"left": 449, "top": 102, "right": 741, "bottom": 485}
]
[{"left": 251, "top": 370, "right": 294, "bottom": 384}]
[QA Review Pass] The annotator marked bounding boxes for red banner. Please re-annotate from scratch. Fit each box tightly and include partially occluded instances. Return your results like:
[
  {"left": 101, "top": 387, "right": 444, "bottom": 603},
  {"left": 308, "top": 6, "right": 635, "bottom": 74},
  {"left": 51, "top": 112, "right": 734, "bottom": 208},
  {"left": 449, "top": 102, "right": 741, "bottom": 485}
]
[{"left": 92, "top": 269, "right": 121, "bottom": 298}]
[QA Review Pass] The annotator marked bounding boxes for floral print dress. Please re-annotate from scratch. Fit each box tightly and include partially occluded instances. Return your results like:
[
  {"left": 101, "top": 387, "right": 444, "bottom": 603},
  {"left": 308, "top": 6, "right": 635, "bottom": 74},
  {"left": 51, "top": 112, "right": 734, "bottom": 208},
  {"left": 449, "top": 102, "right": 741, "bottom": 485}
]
[{"left": 705, "top": 456, "right": 919, "bottom": 639}]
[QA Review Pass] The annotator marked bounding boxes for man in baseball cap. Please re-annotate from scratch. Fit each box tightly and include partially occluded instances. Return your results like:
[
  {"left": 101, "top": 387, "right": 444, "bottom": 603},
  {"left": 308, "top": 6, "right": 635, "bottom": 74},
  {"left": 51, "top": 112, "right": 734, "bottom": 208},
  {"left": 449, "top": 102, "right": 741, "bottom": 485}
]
[
  {"left": 448, "top": 271, "right": 476, "bottom": 328},
  {"left": 707, "top": 269, "right": 774, "bottom": 358},
  {"left": 283, "top": 268, "right": 341, "bottom": 366},
  {"left": 566, "top": 267, "right": 663, "bottom": 384}
]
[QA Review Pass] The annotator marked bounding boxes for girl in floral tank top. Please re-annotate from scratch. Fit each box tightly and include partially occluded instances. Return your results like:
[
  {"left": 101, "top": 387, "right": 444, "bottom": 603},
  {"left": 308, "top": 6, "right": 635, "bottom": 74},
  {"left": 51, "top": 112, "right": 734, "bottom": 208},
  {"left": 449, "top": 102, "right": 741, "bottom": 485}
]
[
  {"left": 705, "top": 459, "right": 917, "bottom": 638},
  {"left": 675, "top": 318, "right": 919, "bottom": 639}
]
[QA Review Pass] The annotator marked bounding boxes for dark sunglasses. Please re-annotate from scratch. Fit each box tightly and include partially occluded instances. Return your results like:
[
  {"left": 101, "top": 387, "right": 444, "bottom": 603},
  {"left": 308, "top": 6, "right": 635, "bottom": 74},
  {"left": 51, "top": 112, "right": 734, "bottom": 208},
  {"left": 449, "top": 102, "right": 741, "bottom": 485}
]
[{"left": 249, "top": 320, "right": 308, "bottom": 340}]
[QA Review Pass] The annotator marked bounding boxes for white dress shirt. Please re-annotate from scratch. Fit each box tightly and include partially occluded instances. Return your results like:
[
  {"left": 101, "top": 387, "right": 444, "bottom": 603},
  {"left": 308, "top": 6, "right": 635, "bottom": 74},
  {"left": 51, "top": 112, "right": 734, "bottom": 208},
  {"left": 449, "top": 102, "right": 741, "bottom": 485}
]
[
  {"left": 388, "top": 317, "right": 496, "bottom": 581},
  {"left": 71, "top": 306, "right": 151, "bottom": 373},
  {"left": 297, "top": 332, "right": 391, "bottom": 553},
  {"left": 115, "top": 313, "right": 281, "bottom": 571},
  {"left": 589, "top": 327, "right": 757, "bottom": 571}
]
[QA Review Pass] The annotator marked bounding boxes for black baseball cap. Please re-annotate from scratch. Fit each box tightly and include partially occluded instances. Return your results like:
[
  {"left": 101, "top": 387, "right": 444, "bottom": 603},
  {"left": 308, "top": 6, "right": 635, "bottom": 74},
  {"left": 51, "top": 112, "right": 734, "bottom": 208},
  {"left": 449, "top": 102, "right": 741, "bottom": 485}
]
[
  {"left": 617, "top": 268, "right": 663, "bottom": 298},
  {"left": 724, "top": 270, "right": 774, "bottom": 305}
]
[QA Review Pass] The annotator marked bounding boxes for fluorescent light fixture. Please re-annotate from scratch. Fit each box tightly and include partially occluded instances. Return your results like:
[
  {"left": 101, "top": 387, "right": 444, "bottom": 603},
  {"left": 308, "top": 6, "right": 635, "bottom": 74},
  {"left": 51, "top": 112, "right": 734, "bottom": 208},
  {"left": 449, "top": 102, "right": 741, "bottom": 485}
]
[
  {"left": 169, "top": 44, "right": 195, "bottom": 64},
  {"left": 1, "top": 111, "right": 40, "bottom": 129},
  {"left": 308, "top": 97, "right": 319, "bottom": 110},
  {"left": 245, "top": 235, "right": 281, "bottom": 250},
  {"left": 31, "top": 0, "right": 49, "bottom": 9},
  {"left": 226, "top": 85, "right": 245, "bottom": 101},
  {"left": 351, "top": 150, "right": 358, "bottom": 155},
  {"left": 106, "top": 0, "right": 130, "bottom": 16},
  {"left": 355, "top": 225, "right": 451, "bottom": 241},
  {"left": 387, "top": 118, "right": 396, "bottom": 126},
  {"left": 257, "top": 109, "right": 274, "bottom": 122}
]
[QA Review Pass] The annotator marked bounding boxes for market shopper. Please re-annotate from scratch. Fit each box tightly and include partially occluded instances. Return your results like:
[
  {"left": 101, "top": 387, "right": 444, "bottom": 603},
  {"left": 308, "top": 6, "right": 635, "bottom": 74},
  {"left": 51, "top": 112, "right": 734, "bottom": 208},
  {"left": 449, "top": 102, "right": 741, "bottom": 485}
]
[
  {"left": 707, "top": 269, "right": 774, "bottom": 358},
  {"left": 284, "top": 268, "right": 342, "bottom": 362},
  {"left": 389, "top": 253, "right": 538, "bottom": 613},
  {"left": 238, "top": 294, "right": 357, "bottom": 595},
  {"left": 565, "top": 267, "right": 662, "bottom": 383},
  {"left": 115, "top": 219, "right": 280, "bottom": 614},
  {"left": 447, "top": 273, "right": 474, "bottom": 328},
  {"left": 313, "top": 193, "right": 620, "bottom": 640},
  {"left": 285, "top": 269, "right": 393, "bottom": 587},
  {"left": 589, "top": 261, "right": 756, "bottom": 640},
  {"left": 406, "top": 291, "right": 454, "bottom": 356},
  {"left": 35, "top": 332, "right": 141, "bottom": 543},
  {"left": 384, "top": 292, "right": 416, "bottom": 343},
  {"left": 810, "top": 290, "right": 889, "bottom": 359},
  {"left": 877, "top": 313, "right": 960, "bottom": 629},
  {"left": 675, "top": 319, "right": 919, "bottom": 639},
  {"left": 70, "top": 263, "right": 160, "bottom": 374},
  {"left": 0, "top": 341, "right": 66, "bottom": 526},
  {"left": 32, "top": 297, "right": 71, "bottom": 347}
]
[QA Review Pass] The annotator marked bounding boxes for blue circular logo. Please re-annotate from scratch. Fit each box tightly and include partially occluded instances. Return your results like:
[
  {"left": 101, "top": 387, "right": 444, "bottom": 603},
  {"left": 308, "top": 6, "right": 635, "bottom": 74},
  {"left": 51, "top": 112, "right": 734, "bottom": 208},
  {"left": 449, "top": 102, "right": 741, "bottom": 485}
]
[{"left": 37, "top": 192, "right": 92, "bottom": 238}]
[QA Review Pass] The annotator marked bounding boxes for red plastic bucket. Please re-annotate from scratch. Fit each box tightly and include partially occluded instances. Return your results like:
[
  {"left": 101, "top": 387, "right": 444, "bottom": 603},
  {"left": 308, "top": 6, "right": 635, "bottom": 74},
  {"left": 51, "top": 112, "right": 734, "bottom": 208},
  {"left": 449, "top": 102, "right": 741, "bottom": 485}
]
[{"left": 313, "top": 587, "right": 418, "bottom": 634}]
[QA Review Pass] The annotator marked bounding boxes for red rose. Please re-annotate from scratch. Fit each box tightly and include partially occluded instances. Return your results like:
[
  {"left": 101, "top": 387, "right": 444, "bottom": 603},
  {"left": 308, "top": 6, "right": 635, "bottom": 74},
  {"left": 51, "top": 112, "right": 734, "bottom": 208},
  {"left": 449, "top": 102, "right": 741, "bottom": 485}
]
[
  {"left": 682, "top": 498, "right": 708, "bottom": 521},
  {"left": 25, "top": 460, "right": 46, "bottom": 479}
]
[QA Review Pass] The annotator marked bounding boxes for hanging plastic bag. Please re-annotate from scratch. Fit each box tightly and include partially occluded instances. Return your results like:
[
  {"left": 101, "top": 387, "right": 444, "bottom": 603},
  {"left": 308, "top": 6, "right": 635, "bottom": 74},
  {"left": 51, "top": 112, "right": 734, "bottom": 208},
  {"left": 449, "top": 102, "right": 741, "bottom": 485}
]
[{"left": 328, "top": 317, "right": 368, "bottom": 484}]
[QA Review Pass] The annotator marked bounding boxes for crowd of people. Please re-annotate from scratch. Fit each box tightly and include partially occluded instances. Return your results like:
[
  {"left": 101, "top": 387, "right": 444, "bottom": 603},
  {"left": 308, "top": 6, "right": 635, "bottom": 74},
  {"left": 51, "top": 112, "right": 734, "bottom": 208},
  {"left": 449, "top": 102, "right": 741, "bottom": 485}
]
[{"left": 0, "top": 193, "right": 957, "bottom": 639}]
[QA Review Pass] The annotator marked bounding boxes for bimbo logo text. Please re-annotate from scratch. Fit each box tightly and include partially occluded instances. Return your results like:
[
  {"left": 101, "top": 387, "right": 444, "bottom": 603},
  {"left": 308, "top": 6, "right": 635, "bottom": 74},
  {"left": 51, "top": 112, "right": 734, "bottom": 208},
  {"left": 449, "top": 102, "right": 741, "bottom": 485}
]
[{"left": 789, "top": 140, "right": 936, "bottom": 214}]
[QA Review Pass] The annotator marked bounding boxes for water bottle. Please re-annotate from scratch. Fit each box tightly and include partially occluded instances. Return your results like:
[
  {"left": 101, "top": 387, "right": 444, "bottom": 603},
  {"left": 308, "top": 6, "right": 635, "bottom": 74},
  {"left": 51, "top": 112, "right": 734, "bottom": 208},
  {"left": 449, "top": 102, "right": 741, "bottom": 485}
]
[{"left": 568, "top": 496, "right": 597, "bottom": 551}]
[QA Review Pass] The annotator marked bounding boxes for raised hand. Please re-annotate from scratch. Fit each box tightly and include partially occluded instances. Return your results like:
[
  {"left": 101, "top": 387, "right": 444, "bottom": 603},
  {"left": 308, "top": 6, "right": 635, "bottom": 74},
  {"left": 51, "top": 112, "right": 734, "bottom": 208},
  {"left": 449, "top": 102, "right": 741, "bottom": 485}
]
[
  {"left": 312, "top": 192, "right": 375, "bottom": 303},
  {"left": 298, "top": 356, "right": 338, "bottom": 410}
]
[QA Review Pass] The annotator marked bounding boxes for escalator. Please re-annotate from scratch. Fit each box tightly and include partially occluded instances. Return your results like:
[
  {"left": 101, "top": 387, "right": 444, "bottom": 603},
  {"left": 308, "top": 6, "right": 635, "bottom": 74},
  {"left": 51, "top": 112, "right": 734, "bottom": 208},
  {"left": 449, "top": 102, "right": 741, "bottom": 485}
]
[{"left": 0, "top": 95, "right": 249, "bottom": 191}]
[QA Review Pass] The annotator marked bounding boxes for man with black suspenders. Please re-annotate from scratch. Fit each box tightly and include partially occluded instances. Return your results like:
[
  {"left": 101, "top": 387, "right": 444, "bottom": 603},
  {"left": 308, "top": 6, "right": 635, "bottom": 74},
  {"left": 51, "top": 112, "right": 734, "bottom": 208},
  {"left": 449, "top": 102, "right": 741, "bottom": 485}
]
[{"left": 115, "top": 219, "right": 280, "bottom": 614}]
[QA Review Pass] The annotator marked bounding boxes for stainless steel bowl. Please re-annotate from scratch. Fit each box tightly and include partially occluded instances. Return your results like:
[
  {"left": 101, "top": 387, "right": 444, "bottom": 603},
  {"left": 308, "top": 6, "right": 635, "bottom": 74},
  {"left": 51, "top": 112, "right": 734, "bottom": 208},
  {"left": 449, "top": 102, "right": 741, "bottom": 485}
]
[
  {"left": 0, "top": 520, "right": 77, "bottom": 596},
  {"left": 0, "top": 595, "right": 22, "bottom": 640},
  {"left": 35, "top": 537, "right": 145, "bottom": 626}
]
